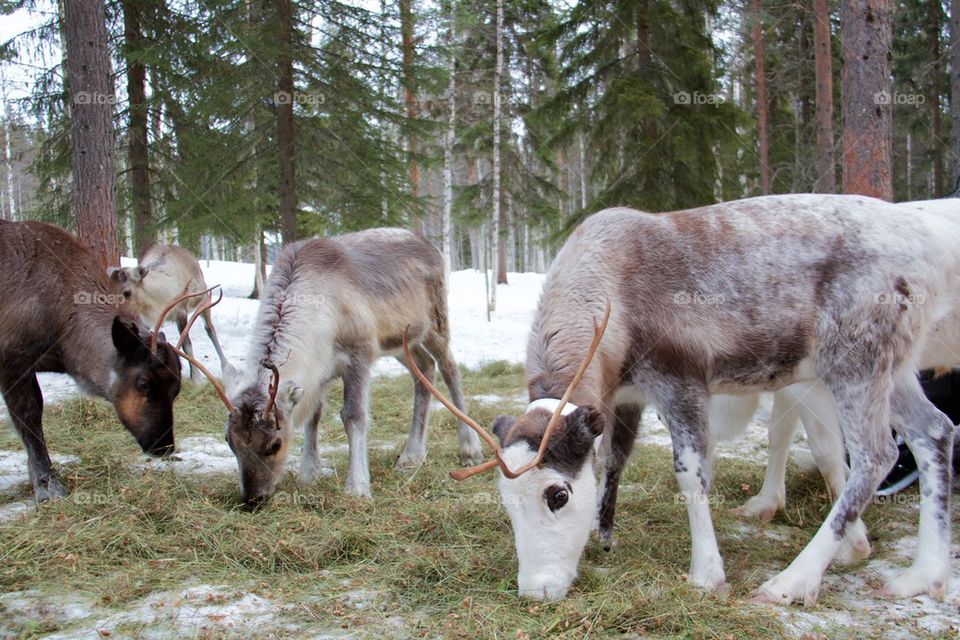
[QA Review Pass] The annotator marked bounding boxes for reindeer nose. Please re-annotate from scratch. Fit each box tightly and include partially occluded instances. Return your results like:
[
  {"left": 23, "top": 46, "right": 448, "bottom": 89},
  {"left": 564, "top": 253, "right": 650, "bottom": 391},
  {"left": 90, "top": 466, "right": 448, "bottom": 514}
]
[{"left": 242, "top": 494, "right": 269, "bottom": 512}]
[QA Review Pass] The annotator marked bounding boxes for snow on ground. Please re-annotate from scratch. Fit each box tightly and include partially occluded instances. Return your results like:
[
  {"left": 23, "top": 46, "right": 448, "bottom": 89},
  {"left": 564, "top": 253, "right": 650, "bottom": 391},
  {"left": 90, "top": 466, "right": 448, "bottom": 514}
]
[{"left": 0, "top": 265, "right": 545, "bottom": 422}]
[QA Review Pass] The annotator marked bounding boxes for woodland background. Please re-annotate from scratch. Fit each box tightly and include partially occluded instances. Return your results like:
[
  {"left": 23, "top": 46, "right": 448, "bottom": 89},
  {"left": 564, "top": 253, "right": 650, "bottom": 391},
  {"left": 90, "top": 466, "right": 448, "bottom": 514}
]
[{"left": 0, "top": 0, "right": 958, "bottom": 299}]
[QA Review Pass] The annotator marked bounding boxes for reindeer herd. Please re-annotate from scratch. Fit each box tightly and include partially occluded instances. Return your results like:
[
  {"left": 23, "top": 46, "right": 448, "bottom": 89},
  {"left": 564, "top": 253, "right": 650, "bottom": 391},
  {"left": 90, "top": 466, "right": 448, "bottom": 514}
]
[{"left": 0, "top": 192, "right": 958, "bottom": 609}]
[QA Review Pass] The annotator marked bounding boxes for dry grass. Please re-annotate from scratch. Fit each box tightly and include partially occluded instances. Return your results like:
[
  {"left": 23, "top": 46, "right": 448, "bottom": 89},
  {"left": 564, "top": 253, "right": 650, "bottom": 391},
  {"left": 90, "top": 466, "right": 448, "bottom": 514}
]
[{"left": 0, "top": 364, "right": 952, "bottom": 638}]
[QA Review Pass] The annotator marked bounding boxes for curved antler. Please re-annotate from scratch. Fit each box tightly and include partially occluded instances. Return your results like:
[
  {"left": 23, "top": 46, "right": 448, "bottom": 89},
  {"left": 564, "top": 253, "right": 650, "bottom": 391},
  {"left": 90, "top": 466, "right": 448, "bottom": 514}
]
[
  {"left": 261, "top": 363, "right": 281, "bottom": 420},
  {"left": 403, "top": 302, "right": 611, "bottom": 481},
  {"left": 176, "top": 285, "right": 223, "bottom": 351},
  {"left": 174, "top": 347, "right": 236, "bottom": 412},
  {"left": 150, "top": 286, "right": 216, "bottom": 353}
]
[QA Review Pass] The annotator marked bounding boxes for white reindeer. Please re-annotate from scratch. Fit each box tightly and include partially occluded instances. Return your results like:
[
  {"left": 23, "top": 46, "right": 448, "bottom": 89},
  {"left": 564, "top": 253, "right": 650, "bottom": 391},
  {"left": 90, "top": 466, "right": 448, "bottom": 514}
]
[
  {"left": 109, "top": 244, "right": 230, "bottom": 381},
  {"left": 414, "top": 194, "right": 957, "bottom": 606}
]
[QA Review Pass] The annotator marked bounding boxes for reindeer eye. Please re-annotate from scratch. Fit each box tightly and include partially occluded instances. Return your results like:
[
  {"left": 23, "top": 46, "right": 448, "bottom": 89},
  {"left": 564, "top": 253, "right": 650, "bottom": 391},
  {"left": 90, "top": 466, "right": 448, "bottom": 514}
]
[
  {"left": 136, "top": 376, "right": 150, "bottom": 392},
  {"left": 544, "top": 484, "right": 570, "bottom": 512}
]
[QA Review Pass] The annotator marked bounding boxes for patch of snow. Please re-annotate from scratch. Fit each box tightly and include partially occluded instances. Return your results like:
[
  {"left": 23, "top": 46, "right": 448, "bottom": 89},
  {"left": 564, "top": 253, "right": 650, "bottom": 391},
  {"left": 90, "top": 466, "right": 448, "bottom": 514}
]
[
  {"left": 469, "top": 393, "right": 527, "bottom": 406},
  {"left": 42, "top": 583, "right": 293, "bottom": 640},
  {"left": 0, "top": 450, "right": 79, "bottom": 495},
  {"left": 0, "top": 590, "right": 96, "bottom": 636}
]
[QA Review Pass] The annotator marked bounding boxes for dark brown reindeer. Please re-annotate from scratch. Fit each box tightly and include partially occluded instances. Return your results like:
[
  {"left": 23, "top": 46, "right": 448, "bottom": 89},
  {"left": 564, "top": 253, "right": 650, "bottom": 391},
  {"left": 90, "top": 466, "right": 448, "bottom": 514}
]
[
  {"left": 196, "top": 228, "right": 483, "bottom": 508},
  {"left": 0, "top": 220, "right": 193, "bottom": 502},
  {"left": 109, "top": 244, "right": 230, "bottom": 382},
  {"left": 416, "top": 194, "right": 957, "bottom": 606}
]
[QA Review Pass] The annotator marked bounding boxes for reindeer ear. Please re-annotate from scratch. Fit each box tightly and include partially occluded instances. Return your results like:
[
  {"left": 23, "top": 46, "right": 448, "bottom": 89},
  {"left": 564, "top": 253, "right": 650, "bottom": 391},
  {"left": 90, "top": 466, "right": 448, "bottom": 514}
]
[
  {"left": 107, "top": 267, "right": 126, "bottom": 283},
  {"left": 492, "top": 415, "right": 515, "bottom": 443},
  {"left": 276, "top": 380, "right": 304, "bottom": 415},
  {"left": 222, "top": 362, "right": 243, "bottom": 396},
  {"left": 112, "top": 316, "right": 148, "bottom": 360},
  {"left": 568, "top": 406, "right": 604, "bottom": 439}
]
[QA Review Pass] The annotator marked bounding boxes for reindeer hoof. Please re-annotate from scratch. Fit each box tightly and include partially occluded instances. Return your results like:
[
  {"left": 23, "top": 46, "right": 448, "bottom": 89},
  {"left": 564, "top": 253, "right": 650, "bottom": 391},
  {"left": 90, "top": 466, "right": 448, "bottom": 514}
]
[
  {"left": 729, "top": 496, "right": 780, "bottom": 523},
  {"left": 875, "top": 568, "right": 948, "bottom": 600},
  {"left": 34, "top": 478, "right": 68, "bottom": 503},
  {"left": 752, "top": 571, "right": 821, "bottom": 606},
  {"left": 394, "top": 452, "right": 426, "bottom": 470}
]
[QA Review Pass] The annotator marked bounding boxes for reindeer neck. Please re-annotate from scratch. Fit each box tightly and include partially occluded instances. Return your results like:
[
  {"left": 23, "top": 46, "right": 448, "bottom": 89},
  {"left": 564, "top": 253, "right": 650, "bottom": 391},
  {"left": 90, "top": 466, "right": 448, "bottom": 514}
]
[
  {"left": 61, "top": 293, "right": 130, "bottom": 402},
  {"left": 526, "top": 315, "right": 606, "bottom": 408}
]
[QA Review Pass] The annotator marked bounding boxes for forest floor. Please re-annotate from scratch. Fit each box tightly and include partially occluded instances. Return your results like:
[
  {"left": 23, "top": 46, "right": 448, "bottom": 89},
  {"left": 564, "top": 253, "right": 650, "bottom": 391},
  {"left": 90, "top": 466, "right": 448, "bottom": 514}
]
[{"left": 0, "top": 368, "right": 957, "bottom": 639}]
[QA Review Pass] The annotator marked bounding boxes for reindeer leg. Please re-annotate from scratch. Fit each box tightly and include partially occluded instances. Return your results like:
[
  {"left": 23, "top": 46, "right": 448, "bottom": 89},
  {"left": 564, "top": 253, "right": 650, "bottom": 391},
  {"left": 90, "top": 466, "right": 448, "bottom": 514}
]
[
  {"left": 340, "top": 351, "right": 373, "bottom": 498},
  {"left": 659, "top": 383, "right": 727, "bottom": 592},
  {"left": 299, "top": 399, "right": 326, "bottom": 484},
  {"left": 596, "top": 402, "right": 641, "bottom": 551},
  {"left": 395, "top": 345, "right": 434, "bottom": 469},
  {"left": 732, "top": 390, "right": 799, "bottom": 521},
  {"left": 880, "top": 374, "right": 954, "bottom": 599},
  {"left": 176, "top": 314, "right": 200, "bottom": 383},
  {"left": 201, "top": 308, "right": 230, "bottom": 373},
  {"left": 1, "top": 372, "right": 66, "bottom": 502},
  {"left": 424, "top": 335, "right": 484, "bottom": 466},
  {"left": 753, "top": 374, "right": 896, "bottom": 606}
]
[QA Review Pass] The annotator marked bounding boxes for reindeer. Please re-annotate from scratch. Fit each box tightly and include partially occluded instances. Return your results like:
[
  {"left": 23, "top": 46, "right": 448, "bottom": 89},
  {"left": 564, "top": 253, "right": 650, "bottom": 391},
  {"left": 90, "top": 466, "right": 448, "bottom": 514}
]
[
  {"left": 715, "top": 198, "right": 960, "bottom": 523},
  {"left": 411, "top": 194, "right": 957, "bottom": 605},
  {"left": 109, "top": 244, "right": 230, "bottom": 381},
  {"left": 0, "top": 220, "right": 201, "bottom": 501},
  {"left": 194, "top": 228, "right": 483, "bottom": 508}
]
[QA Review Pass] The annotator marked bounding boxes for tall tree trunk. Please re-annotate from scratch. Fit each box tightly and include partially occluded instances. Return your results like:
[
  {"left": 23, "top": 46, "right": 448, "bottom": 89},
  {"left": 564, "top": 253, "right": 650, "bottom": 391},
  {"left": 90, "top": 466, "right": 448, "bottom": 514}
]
[
  {"left": 929, "top": 1, "right": 944, "bottom": 195},
  {"left": 63, "top": 0, "right": 120, "bottom": 270},
  {"left": 2, "top": 87, "right": 14, "bottom": 221},
  {"left": 840, "top": 0, "right": 893, "bottom": 200},
  {"left": 951, "top": 0, "right": 960, "bottom": 180},
  {"left": 400, "top": 0, "right": 422, "bottom": 235},
  {"left": 812, "top": 0, "right": 837, "bottom": 193},
  {"left": 751, "top": 0, "right": 771, "bottom": 194},
  {"left": 276, "top": 0, "right": 297, "bottom": 245},
  {"left": 122, "top": 0, "right": 154, "bottom": 257},
  {"left": 490, "top": 0, "right": 504, "bottom": 305},
  {"left": 442, "top": 1, "right": 456, "bottom": 278}
]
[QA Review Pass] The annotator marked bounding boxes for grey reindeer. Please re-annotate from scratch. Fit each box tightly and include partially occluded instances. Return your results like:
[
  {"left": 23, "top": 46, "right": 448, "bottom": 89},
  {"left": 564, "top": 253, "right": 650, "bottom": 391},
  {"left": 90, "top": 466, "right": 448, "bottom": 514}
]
[
  {"left": 109, "top": 244, "right": 230, "bottom": 382},
  {"left": 195, "top": 228, "right": 483, "bottom": 508},
  {"left": 415, "top": 194, "right": 957, "bottom": 607}
]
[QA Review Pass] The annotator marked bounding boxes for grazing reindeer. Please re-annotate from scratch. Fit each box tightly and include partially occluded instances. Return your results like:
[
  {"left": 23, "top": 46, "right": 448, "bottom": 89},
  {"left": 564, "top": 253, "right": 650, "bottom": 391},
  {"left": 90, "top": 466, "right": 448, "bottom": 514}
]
[
  {"left": 413, "top": 194, "right": 957, "bottom": 605},
  {"left": 0, "top": 220, "right": 189, "bottom": 501},
  {"left": 198, "top": 228, "right": 483, "bottom": 508},
  {"left": 109, "top": 244, "right": 230, "bottom": 381}
]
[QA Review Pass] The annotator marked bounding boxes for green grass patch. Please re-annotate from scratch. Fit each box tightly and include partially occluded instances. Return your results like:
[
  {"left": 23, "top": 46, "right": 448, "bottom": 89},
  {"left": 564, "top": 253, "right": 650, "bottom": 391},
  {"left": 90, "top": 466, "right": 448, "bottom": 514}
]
[{"left": 0, "top": 369, "right": 951, "bottom": 638}]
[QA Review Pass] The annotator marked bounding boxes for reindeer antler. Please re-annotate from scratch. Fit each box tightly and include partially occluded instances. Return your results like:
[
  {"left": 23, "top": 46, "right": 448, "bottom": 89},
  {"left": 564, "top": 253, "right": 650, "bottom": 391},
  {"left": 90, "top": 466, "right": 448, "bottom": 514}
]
[
  {"left": 173, "top": 347, "right": 236, "bottom": 412},
  {"left": 403, "top": 302, "right": 611, "bottom": 481},
  {"left": 175, "top": 285, "right": 223, "bottom": 351},
  {"left": 150, "top": 286, "right": 218, "bottom": 353},
  {"left": 261, "top": 362, "right": 281, "bottom": 420}
]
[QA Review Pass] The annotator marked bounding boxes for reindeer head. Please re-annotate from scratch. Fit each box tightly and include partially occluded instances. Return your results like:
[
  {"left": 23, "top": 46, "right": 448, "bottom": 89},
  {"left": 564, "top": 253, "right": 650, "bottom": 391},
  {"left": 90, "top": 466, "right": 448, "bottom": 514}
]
[
  {"left": 107, "top": 266, "right": 148, "bottom": 311},
  {"left": 403, "top": 304, "right": 610, "bottom": 601},
  {"left": 223, "top": 364, "right": 303, "bottom": 509},
  {"left": 109, "top": 316, "right": 181, "bottom": 456}
]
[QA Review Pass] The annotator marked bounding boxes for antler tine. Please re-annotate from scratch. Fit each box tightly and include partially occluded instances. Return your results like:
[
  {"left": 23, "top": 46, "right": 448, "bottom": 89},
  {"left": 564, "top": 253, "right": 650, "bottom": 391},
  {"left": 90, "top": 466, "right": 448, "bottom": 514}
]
[
  {"left": 150, "top": 286, "right": 214, "bottom": 353},
  {"left": 501, "top": 302, "right": 612, "bottom": 479},
  {"left": 174, "top": 347, "right": 236, "bottom": 412},
  {"left": 261, "top": 363, "right": 281, "bottom": 419},
  {"left": 402, "top": 326, "right": 503, "bottom": 456},
  {"left": 176, "top": 285, "right": 223, "bottom": 351}
]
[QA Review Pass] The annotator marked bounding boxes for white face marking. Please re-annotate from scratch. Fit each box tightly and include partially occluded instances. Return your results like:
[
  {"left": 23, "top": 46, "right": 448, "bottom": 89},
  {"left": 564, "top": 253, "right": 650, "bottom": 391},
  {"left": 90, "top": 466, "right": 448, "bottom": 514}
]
[
  {"left": 497, "top": 442, "right": 597, "bottom": 601},
  {"left": 107, "top": 370, "right": 118, "bottom": 390}
]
